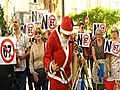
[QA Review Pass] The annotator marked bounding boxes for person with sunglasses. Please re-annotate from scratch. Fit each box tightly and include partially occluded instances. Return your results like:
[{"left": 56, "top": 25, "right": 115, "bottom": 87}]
[
  {"left": 77, "top": 21, "right": 90, "bottom": 62},
  {"left": 29, "top": 28, "right": 48, "bottom": 90},
  {"left": 78, "top": 21, "right": 85, "bottom": 33}
]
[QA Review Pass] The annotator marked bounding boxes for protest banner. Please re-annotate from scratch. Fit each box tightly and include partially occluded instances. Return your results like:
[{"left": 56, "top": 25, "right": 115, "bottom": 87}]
[
  {"left": 0, "top": 37, "right": 16, "bottom": 65},
  {"left": 41, "top": 13, "right": 57, "bottom": 30},
  {"left": 26, "top": 22, "right": 35, "bottom": 38},
  {"left": 31, "top": 10, "right": 47, "bottom": 23},
  {"left": 77, "top": 33, "right": 91, "bottom": 47},
  {"left": 93, "top": 23, "right": 106, "bottom": 37},
  {"left": 104, "top": 39, "right": 120, "bottom": 56},
  {"left": 31, "top": 10, "right": 57, "bottom": 30}
]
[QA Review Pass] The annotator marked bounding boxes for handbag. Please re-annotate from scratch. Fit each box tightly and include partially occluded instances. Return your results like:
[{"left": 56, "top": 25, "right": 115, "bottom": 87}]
[
  {"left": 103, "top": 77, "right": 115, "bottom": 90},
  {"left": 35, "top": 67, "right": 47, "bottom": 84}
]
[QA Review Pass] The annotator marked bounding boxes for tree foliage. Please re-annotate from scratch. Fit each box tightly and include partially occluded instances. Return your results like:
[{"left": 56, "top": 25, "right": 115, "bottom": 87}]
[
  {"left": 0, "top": 5, "right": 7, "bottom": 36},
  {"left": 70, "top": 6, "right": 120, "bottom": 27}
]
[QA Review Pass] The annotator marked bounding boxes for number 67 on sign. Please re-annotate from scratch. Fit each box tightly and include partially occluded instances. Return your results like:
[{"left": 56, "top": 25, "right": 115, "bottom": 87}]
[{"left": 0, "top": 37, "right": 17, "bottom": 65}]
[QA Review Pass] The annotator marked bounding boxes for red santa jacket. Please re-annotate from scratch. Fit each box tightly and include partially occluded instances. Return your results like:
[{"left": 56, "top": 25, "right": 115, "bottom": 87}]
[{"left": 43, "top": 29, "right": 74, "bottom": 84}]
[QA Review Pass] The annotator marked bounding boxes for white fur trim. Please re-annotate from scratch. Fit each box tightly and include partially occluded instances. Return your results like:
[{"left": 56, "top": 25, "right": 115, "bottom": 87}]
[
  {"left": 60, "top": 71, "right": 65, "bottom": 81},
  {"left": 56, "top": 29, "right": 70, "bottom": 69},
  {"left": 49, "top": 61, "right": 53, "bottom": 73},
  {"left": 62, "top": 42, "right": 69, "bottom": 69},
  {"left": 48, "top": 80, "right": 50, "bottom": 90},
  {"left": 48, "top": 72, "right": 72, "bottom": 84},
  {"left": 60, "top": 27, "right": 72, "bottom": 35},
  {"left": 49, "top": 61, "right": 56, "bottom": 74}
]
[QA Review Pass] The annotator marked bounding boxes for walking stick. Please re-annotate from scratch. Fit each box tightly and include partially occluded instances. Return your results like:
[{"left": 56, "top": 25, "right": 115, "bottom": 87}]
[
  {"left": 71, "top": 42, "right": 85, "bottom": 90},
  {"left": 71, "top": 64, "right": 84, "bottom": 90},
  {"left": 86, "top": 45, "right": 93, "bottom": 90}
]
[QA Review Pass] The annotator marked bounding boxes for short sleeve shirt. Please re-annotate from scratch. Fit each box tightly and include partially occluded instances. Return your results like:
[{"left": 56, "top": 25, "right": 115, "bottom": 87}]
[{"left": 10, "top": 32, "right": 30, "bottom": 71}]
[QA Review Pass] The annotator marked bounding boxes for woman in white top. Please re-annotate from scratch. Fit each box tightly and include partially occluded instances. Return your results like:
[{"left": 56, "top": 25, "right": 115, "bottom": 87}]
[{"left": 29, "top": 28, "right": 47, "bottom": 90}]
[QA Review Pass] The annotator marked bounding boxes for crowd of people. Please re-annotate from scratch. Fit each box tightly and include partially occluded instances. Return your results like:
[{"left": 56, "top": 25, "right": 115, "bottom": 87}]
[{"left": 0, "top": 16, "right": 119, "bottom": 90}]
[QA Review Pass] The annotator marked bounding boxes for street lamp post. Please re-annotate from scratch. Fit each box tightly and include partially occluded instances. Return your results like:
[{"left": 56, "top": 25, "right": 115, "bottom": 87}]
[
  {"left": 0, "top": 26, "right": 2, "bottom": 36},
  {"left": 62, "top": 0, "right": 64, "bottom": 19}
]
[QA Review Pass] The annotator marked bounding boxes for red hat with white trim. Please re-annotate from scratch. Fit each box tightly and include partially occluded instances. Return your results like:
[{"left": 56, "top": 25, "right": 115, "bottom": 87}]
[{"left": 60, "top": 16, "right": 73, "bottom": 35}]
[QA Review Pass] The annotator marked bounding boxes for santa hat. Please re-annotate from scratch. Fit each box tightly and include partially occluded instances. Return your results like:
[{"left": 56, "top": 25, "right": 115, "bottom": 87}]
[{"left": 60, "top": 16, "right": 73, "bottom": 35}]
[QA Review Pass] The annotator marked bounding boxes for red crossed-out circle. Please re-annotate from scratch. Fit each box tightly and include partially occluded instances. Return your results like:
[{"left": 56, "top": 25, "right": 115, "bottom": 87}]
[
  {"left": 82, "top": 34, "right": 91, "bottom": 47},
  {"left": 27, "top": 23, "right": 34, "bottom": 37},
  {"left": 1, "top": 39, "right": 15, "bottom": 63},
  {"left": 48, "top": 15, "right": 57, "bottom": 29},
  {"left": 112, "top": 42, "right": 120, "bottom": 54}
]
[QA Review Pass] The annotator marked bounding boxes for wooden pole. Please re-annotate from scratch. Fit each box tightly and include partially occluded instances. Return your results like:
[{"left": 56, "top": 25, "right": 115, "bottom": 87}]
[{"left": 62, "top": 0, "right": 65, "bottom": 19}]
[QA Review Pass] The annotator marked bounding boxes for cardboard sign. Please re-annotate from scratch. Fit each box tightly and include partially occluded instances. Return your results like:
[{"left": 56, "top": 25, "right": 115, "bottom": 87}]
[
  {"left": 77, "top": 33, "right": 91, "bottom": 47},
  {"left": 93, "top": 23, "right": 106, "bottom": 37},
  {"left": 20, "top": 24, "right": 26, "bottom": 34},
  {"left": 31, "top": 10, "right": 47, "bottom": 23},
  {"left": 26, "top": 22, "right": 35, "bottom": 38},
  {"left": 31, "top": 10, "right": 57, "bottom": 30},
  {"left": 41, "top": 13, "right": 57, "bottom": 30},
  {"left": 0, "top": 37, "right": 16, "bottom": 65},
  {"left": 104, "top": 39, "right": 120, "bottom": 56}
]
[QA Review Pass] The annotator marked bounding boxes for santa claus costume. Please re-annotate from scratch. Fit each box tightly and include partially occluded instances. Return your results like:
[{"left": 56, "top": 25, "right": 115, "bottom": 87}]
[{"left": 43, "top": 16, "right": 74, "bottom": 90}]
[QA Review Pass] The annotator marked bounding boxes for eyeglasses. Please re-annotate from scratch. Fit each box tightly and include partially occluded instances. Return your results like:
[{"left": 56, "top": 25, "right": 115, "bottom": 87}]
[
  {"left": 35, "top": 32, "right": 41, "bottom": 35},
  {"left": 13, "top": 21, "right": 18, "bottom": 23},
  {"left": 81, "top": 26, "right": 85, "bottom": 29},
  {"left": 111, "top": 31, "right": 117, "bottom": 33},
  {"left": 96, "top": 34, "right": 101, "bottom": 36}
]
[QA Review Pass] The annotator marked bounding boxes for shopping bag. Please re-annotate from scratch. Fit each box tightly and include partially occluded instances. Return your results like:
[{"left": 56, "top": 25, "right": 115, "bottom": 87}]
[
  {"left": 103, "top": 77, "right": 115, "bottom": 90},
  {"left": 76, "top": 78, "right": 84, "bottom": 90}
]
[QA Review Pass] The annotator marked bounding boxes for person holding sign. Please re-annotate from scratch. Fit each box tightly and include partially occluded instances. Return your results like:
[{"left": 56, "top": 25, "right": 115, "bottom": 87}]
[
  {"left": 77, "top": 21, "right": 90, "bottom": 76},
  {"left": 91, "top": 28, "right": 106, "bottom": 90},
  {"left": 78, "top": 21, "right": 89, "bottom": 61},
  {"left": 43, "top": 16, "right": 76, "bottom": 90},
  {"left": 0, "top": 50, "right": 18, "bottom": 90},
  {"left": 10, "top": 17, "right": 30, "bottom": 90},
  {"left": 29, "top": 28, "right": 48, "bottom": 90},
  {"left": 106, "top": 26, "right": 120, "bottom": 90}
]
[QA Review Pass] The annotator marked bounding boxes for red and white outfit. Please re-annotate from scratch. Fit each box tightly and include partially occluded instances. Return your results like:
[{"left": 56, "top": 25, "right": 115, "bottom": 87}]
[{"left": 43, "top": 16, "right": 74, "bottom": 90}]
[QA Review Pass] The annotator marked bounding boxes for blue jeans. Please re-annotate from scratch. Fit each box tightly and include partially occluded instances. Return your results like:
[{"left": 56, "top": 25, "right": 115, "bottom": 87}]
[{"left": 15, "top": 69, "right": 26, "bottom": 90}]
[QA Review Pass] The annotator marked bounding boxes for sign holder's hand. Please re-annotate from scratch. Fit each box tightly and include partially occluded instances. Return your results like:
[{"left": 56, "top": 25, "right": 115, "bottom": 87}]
[{"left": 32, "top": 71, "right": 39, "bottom": 82}]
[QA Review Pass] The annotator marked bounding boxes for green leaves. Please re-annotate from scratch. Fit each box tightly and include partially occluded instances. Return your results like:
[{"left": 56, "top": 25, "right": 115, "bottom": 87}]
[
  {"left": 0, "top": 5, "right": 7, "bottom": 36},
  {"left": 70, "top": 6, "right": 120, "bottom": 26}
]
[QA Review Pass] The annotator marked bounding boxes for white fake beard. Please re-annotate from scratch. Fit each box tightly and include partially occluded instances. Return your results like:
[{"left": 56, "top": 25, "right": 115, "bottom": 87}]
[{"left": 60, "top": 33, "right": 69, "bottom": 49}]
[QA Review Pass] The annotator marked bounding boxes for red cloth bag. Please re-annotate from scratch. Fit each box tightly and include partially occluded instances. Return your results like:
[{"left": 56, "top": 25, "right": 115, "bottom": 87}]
[{"left": 103, "top": 77, "right": 115, "bottom": 90}]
